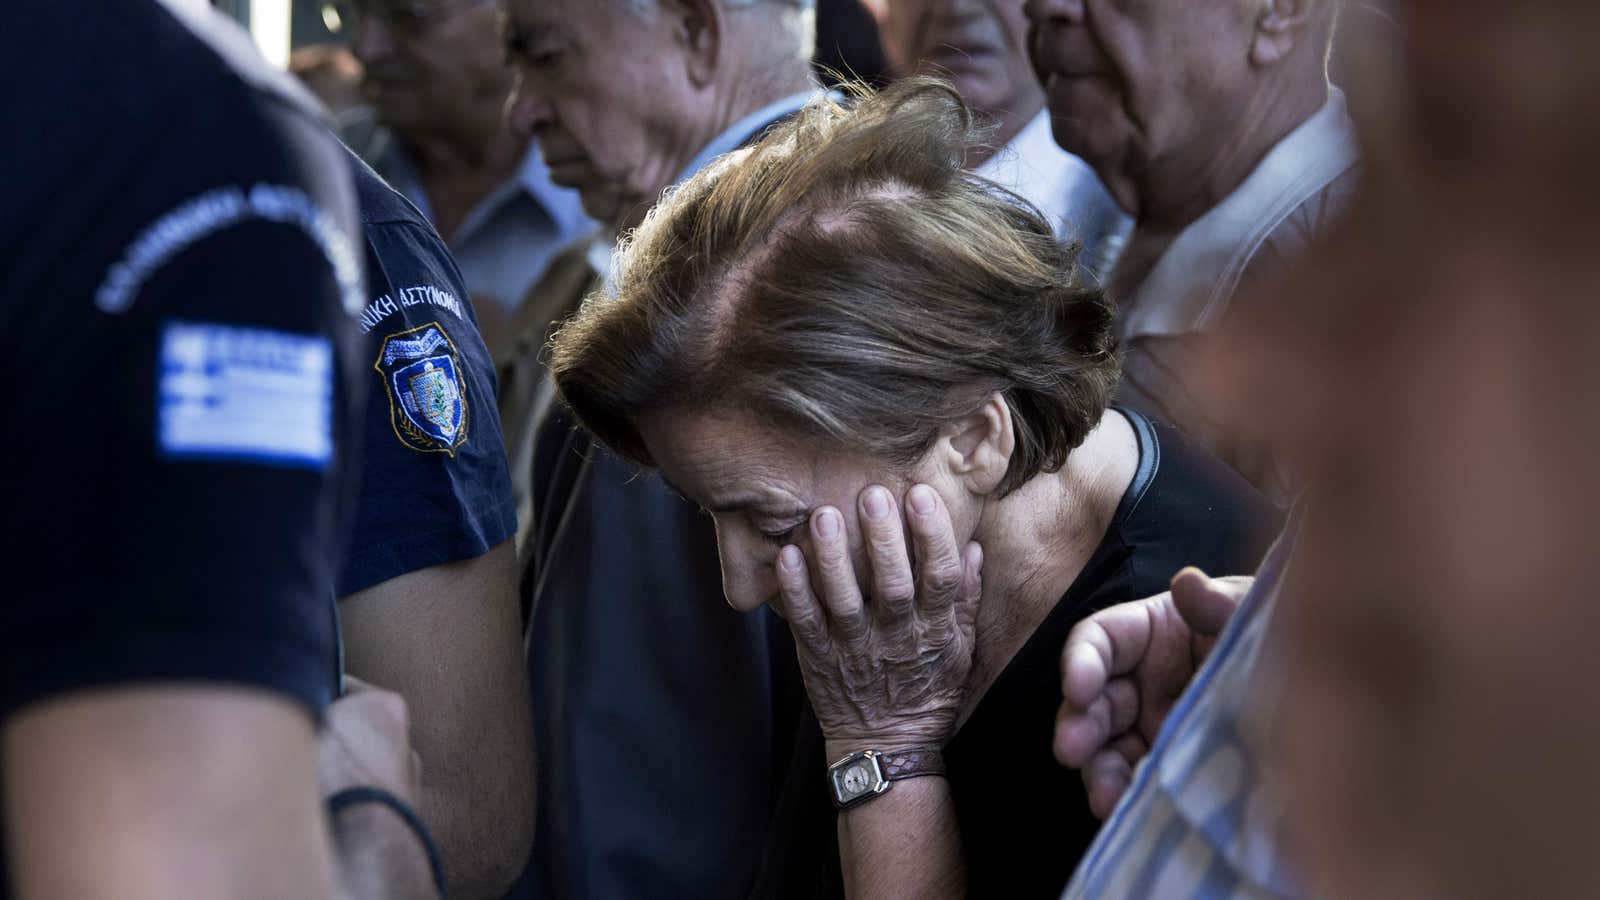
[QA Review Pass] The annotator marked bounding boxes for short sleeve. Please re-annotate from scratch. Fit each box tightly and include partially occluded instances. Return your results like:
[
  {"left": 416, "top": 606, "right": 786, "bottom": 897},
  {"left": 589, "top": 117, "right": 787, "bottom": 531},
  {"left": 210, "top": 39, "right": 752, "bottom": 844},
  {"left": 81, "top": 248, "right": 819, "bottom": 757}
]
[
  {"left": 335, "top": 166, "right": 518, "bottom": 596},
  {"left": 0, "top": 18, "right": 366, "bottom": 721}
]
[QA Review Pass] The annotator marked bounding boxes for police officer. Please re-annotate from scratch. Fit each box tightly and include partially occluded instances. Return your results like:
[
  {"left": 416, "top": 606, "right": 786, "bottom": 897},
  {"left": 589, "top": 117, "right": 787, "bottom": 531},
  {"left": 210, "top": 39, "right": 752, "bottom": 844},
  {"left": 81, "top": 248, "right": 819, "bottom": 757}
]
[
  {"left": 2, "top": 1, "right": 436, "bottom": 897},
  {"left": 337, "top": 145, "right": 535, "bottom": 900}
]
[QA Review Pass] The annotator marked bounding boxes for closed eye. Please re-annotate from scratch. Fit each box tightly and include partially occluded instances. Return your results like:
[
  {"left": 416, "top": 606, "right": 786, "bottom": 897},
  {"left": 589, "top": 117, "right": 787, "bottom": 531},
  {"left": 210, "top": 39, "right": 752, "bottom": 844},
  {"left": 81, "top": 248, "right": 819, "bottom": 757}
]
[{"left": 757, "top": 522, "right": 804, "bottom": 546}]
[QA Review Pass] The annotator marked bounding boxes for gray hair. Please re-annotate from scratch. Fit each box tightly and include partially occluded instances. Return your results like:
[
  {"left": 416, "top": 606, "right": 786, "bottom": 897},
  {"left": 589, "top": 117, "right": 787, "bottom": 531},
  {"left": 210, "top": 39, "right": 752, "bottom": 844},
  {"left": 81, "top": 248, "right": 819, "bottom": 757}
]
[{"left": 550, "top": 80, "right": 1119, "bottom": 497}]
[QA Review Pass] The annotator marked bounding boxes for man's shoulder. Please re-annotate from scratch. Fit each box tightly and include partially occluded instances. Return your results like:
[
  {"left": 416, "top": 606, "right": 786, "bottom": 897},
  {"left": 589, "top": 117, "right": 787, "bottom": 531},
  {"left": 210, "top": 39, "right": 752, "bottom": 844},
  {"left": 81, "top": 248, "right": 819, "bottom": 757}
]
[{"left": 1247, "top": 163, "right": 1361, "bottom": 276}]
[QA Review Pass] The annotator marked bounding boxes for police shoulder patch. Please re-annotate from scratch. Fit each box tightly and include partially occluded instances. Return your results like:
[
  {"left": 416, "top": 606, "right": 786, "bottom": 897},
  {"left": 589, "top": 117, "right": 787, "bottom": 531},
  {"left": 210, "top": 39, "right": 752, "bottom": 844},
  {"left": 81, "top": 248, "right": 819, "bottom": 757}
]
[{"left": 375, "top": 321, "right": 470, "bottom": 455}]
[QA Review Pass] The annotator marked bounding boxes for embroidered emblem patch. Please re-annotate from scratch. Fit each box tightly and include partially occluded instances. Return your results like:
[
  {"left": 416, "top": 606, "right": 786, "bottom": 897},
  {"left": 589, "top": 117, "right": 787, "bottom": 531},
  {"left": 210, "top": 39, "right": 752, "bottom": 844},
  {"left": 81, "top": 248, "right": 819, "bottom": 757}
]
[{"left": 375, "top": 322, "right": 469, "bottom": 455}]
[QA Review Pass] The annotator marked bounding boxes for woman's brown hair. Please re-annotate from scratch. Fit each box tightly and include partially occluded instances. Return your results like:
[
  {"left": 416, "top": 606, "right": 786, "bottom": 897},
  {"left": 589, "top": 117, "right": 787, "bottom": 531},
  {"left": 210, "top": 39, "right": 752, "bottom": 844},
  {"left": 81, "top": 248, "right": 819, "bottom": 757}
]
[{"left": 549, "top": 78, "right": 1120, "bottom": 496}]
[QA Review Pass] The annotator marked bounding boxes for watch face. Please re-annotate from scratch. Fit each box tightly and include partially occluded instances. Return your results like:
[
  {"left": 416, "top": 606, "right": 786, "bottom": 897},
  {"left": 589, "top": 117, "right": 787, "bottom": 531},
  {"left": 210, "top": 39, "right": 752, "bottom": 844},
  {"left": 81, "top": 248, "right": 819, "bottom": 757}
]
[
  {"left": 841, "top": 762, "right": 872, "bottom": 797},
  {"left": 830, "top": 752, "right": 887, "bottom": 807}
]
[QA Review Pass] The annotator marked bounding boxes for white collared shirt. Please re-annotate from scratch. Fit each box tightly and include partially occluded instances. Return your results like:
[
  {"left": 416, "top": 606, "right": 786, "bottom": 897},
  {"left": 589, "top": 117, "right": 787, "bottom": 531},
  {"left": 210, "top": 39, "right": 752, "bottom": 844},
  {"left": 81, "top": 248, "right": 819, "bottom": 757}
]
[
  {"left": 348, "top": 112, "right": 597, "bottom": 316},
  {"left": 1112, "top": 90, "right": 1360, "bottom": 341},
  {"left": 1062, "top": 524, "right": 1302, "bottom": 900},
  {"left": 977, "top": 108, "right": 1132, "bottom": 282}
]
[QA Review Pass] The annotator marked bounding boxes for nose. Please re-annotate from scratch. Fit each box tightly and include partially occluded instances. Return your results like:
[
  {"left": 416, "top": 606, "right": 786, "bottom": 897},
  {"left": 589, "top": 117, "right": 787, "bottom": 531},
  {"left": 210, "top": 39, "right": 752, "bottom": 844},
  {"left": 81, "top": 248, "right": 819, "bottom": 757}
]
[
  {"left": 1023, "top": 0, "right": 1085, "bottom": 25},
  {"left": 348, "top": 12, "right": 395, "bottom": 67},
  {"left": 716, "top": 534, "right": 781, "bottom": 614},
  {"left": 505, "top": 72, "right": 555, "bottom": 141}
]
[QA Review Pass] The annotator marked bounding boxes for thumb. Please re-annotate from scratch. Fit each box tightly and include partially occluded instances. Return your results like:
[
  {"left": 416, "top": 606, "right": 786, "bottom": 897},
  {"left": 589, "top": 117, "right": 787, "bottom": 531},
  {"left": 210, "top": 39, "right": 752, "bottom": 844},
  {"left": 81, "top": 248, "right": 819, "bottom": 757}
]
[{"left": 1169, "top": 568, "right": 1248, "bottom": 637}]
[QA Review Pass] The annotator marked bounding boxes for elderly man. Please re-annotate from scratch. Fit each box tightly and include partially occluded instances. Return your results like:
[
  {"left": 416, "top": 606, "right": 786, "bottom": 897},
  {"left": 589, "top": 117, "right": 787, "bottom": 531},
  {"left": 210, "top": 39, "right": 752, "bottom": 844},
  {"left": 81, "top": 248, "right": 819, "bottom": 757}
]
[
  {"left": 881, "top": 0, "right": 1128, "bottom": 279},
  {"left": 344, "top": 0, "right": 593, "bottom": 356},
  {"left": 1025, "top": 0, "right": 1358, "bottom": 493},
  {"left": 497, "top": 1, "right": 817, "bottom": 896}
]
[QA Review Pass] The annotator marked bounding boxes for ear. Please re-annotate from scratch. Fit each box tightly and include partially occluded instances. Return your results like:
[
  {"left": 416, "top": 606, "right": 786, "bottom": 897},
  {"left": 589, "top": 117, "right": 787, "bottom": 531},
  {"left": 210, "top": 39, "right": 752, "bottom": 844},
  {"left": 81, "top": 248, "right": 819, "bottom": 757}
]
[
  {"left": 936, "top": 393, "right": 1016, "bottom": 497},
  {"left": 666, "top": 0, "right": 724, "bottom": 88},
  {"left": 1251, "top": 0, "right": 1324, "bottom": 67}
]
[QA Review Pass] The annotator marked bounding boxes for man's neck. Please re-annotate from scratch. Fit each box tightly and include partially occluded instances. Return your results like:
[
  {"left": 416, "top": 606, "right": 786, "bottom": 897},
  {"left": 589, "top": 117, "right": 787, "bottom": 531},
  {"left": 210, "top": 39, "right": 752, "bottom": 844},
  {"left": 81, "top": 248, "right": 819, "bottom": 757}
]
[
  {"left": 615, "top": 62, "right": 816, "bottom": 233},
  {"left": 1133, "top": 72, "right": 1329, "bottom": 235},
  {"left": 407, "top": 126, "right": 527, "bottom": 242},
  {"left": 701, "top": 64, "right": 816, "bottom": 162},
  {"left": 407, "top": 117, "right": 524, "bottom": 181},
  {"left": 958, "top": 410, "right": 1138, "bottom": 720}
]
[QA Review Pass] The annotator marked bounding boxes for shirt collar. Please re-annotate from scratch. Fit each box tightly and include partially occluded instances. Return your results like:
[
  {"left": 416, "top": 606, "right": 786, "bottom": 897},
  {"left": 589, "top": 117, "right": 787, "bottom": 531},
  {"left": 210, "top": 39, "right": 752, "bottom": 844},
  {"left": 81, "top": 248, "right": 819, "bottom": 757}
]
[
  {"left": 376, "top": 136, "right": 591, "bottom": 245},
  {"left": 673, "top": 90, "right": 820, "bottom": 185},
  {"left": 1117, "top": 88, "right": 1360, "bottom": 340}
]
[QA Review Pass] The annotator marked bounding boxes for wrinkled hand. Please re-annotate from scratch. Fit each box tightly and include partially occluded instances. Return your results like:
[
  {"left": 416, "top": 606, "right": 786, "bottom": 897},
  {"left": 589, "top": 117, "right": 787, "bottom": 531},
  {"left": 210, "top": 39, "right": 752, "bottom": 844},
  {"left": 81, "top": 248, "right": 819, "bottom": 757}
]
[
  {"left": 319, "top": 675, "right": 423, "bottom": 804},
  {"left": 776, "top": 483, "right": 983, "bottom": 755},
  {"left": 1054, "top": 568, "right": 1251, "bottom": 818}
]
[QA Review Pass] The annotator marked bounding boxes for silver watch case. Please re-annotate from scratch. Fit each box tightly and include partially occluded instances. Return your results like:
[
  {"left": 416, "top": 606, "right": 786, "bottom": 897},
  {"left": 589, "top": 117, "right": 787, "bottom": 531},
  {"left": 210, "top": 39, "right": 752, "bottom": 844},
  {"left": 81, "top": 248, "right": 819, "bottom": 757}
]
[{"left": 828, "top": 749, "right": 892, "bottom": 809}]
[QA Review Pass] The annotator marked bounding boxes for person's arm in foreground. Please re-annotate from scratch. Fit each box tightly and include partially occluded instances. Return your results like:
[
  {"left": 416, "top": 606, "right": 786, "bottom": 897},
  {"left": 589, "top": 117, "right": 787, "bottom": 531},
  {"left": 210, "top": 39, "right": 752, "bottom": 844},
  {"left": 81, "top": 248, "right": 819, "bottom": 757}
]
[
  {"left": 775, "top": 484, "right": 982, "bottom": 899},
  {"left": 4, "top": 683, "right": 436, "bottom": 900},
  {"left": 1054, "top": 569, "right": 1252, "bottom": 817},
  {"left": 340, "top": 539, "right": 536, "bottom": 899},
  {"left": 321, "top": 678, "right": 443, "bottom": 900}
]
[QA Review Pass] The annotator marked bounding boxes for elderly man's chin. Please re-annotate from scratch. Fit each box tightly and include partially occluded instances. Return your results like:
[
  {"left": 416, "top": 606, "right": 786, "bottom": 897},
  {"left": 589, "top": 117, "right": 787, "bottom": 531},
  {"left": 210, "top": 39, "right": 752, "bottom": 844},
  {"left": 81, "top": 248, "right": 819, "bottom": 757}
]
[
  {"left": 565, "top": 180, "right": 633, "bottom": 227},
  {"left": 1043, "top": 80, "right": 1124, "bottom": 170}
]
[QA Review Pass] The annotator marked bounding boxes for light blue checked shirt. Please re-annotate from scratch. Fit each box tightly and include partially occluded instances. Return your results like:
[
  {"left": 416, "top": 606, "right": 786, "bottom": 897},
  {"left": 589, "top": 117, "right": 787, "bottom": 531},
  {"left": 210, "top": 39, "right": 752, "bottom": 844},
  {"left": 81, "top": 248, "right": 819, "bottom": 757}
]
[{"left": 1062, "top": 524, "right": 1302, "bottom": 900}]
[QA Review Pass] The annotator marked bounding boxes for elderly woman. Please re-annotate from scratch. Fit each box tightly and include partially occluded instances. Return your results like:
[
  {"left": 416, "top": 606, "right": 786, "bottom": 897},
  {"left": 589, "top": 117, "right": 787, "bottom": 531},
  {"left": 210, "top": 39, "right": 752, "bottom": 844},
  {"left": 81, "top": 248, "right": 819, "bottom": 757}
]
[{"left": 549, "top": 80, "right": 1277, "bottom": 898}]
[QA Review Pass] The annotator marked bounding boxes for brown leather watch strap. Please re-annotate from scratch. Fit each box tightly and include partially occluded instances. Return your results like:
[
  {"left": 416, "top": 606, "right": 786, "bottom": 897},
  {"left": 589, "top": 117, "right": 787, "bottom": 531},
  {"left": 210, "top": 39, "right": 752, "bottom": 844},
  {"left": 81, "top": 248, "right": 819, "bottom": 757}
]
[{"left": 877, "top": 748, "right": 946, "bottom": 781}]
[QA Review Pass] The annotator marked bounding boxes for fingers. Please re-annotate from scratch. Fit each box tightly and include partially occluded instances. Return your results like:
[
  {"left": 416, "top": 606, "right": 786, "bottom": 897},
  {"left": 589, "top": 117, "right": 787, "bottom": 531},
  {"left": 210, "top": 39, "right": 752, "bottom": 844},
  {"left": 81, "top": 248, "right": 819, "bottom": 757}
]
[
  {"left": 1054, "top": 676, "right": 1139, "bottom": 768},
  {"left": 1170, "top": 568, "right": 1251, "bottom": 637},
  {"left": 1059, "top": 602, "right": 1159, "bottom": 710},
  {"left": 1082, "top": 732, "right": 1148, "bottom": 820},
  {"left": 809, "top": 506, "right": 868, "bottom": 642},
  {"left": 858, "top": 485, "right": 915, "bottom": 627},
  {"left": 906, "top": 484, "right": 965, "bottom": 618},
  {"left": 775, "top": 544, "right": 834, "bottom": 660}
]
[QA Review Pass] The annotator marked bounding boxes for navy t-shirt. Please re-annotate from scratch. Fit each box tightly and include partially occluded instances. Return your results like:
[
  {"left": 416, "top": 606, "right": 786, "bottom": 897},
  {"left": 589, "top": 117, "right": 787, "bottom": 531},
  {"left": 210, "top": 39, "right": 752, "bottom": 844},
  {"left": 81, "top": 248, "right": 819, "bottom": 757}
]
[
  {"left": 0, "top": 0, "right": 364, "bottom": 748},
  {"left": 338, "top": 151, "right": 518, "bottom": 596}
]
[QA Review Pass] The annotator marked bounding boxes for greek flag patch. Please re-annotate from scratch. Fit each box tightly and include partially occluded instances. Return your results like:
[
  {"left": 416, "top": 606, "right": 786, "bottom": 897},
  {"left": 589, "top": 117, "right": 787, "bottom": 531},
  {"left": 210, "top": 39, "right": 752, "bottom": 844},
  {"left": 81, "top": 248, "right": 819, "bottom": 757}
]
[
  {"left": 157, "top": 321, "right": 334, "bottom": 470},
  {"left": 374, "top": 321, "right": 469, "bottom": 455}
]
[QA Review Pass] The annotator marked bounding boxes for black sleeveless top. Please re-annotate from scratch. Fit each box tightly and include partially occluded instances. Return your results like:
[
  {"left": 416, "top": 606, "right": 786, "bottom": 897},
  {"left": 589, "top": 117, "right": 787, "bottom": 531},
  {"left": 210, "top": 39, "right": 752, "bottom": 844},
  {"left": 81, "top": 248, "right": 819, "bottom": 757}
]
[{"left": 749, "top": 410, "right": 1282, "bottom": 899}]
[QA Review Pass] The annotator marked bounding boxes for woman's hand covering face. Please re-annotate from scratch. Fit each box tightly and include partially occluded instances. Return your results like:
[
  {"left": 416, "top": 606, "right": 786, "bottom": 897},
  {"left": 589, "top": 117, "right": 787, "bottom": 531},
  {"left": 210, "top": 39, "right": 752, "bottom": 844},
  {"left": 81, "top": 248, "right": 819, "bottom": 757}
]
[{"left": 774, "top": 482, "right": 984, "bottom": 754}]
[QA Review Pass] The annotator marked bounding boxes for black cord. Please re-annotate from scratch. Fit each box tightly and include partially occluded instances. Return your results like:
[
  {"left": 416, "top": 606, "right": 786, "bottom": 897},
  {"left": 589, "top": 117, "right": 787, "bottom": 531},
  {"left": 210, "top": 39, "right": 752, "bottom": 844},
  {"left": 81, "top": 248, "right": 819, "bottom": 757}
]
[{"left": 327, "top": 785, "right": 448, "bottom": 898}]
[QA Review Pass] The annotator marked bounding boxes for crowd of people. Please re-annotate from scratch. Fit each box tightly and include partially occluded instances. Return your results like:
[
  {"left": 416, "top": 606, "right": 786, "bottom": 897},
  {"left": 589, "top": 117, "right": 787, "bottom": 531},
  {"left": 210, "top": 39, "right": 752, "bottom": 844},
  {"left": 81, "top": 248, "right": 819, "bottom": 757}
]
[{"left": 6, "top": 0, "right": 1596, "bottom": 898}]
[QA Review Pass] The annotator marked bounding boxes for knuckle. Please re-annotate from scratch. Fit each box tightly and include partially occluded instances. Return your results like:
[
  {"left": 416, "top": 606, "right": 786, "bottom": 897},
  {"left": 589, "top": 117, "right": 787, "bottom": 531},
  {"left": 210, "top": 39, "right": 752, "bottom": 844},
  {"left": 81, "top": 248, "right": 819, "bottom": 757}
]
[
  {"left": 878, "top": 573, "right": 915, "bottom": 606},
  {"left": 835, "top": 613, "right": 870, "bottom": 642},
  {"left": 926, "top": 561, "right": 963, "bottom": 596}
]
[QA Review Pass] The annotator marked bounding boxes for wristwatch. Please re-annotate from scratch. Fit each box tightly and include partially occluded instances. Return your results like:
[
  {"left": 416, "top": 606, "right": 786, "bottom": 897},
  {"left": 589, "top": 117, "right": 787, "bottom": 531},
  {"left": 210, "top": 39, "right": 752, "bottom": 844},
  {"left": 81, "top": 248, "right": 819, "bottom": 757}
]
[{"left": 827, "top": 748, "right": 946, "bottom": 809}]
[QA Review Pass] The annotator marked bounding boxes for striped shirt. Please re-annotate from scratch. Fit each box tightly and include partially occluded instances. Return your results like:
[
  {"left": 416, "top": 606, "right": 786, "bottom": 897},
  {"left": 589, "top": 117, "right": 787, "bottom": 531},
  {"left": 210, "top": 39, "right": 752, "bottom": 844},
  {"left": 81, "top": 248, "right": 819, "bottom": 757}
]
[{"left": 1062, "top": 525, "right": 1300, "bottom": 900}]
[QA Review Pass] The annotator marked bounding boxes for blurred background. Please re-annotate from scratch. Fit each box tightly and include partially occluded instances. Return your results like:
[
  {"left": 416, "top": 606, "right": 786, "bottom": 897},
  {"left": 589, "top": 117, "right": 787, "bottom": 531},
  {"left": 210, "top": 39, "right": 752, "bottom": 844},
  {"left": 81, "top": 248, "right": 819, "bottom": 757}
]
[{"left": 218, "top": 0, "right": 891, "bottom": 69}]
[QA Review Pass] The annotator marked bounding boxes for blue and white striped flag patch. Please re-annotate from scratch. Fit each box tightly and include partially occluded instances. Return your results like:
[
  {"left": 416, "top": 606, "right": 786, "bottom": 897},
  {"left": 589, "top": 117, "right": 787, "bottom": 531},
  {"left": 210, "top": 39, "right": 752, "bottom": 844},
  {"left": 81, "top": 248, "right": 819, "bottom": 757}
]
[{"left": 157, "top": 321, "right": 334, "bottom": 470}]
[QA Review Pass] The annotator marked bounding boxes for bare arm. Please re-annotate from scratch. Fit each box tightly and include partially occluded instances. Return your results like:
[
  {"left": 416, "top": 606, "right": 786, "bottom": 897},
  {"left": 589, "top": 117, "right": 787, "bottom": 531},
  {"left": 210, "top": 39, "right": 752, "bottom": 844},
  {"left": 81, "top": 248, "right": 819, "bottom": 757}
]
[
  {"left": 829, "top": 745, "right": 966, "bottom": 899},
  {"left": 339, "top": 539, "right": 536, "bottom": 899},
  {"left": 2, "top": 687, "right": 341, "bottom": 900}
]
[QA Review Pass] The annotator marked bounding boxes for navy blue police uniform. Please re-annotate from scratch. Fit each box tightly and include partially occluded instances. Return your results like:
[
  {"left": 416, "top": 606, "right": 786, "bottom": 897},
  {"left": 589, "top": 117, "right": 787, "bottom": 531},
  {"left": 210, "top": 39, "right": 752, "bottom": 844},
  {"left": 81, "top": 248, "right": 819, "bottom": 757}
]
[
  {"left": 338, "top": 151, "right": 517, "bottom": 596},
  {"left": 1, "top": 1, "right": 365, "bottom": 892}
]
